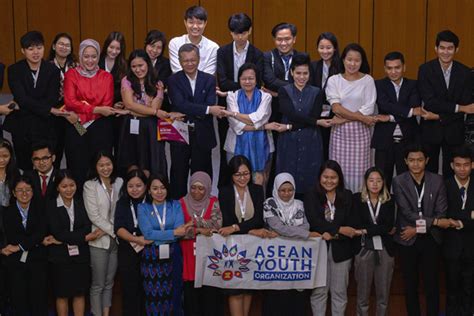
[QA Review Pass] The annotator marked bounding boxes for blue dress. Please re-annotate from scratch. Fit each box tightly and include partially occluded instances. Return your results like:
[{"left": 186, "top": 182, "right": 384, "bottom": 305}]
[{"left": 276, "top": 84, "right": 323, "bottom": 194}]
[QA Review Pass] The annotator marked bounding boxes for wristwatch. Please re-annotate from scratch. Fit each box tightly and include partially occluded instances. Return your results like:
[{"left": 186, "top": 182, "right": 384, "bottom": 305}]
[{"left": 232, "top": 224, "right": 239, "bottom": 232}]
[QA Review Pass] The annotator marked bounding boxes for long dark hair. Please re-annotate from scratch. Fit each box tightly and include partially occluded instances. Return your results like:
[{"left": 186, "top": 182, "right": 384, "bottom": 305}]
[
  {"left": 47, "top": 32, "right": 77, "bottom": 67},
  {"left": 144, "top": 30, "right": 167, "bottom": 58},
  {"left": 100, "top": 31, "right": 127, "bottom": 78},
  {"left": 120, "top": 168, "right": 148, "bottom": 201},
  {"left": 0, "top": 139, "right": 20, "bottom": 188},
  {"left": 53, "top": 169, "right": 77, "bottom": 198},
  {"left": 313, "top": 160, "right": 346, "bottom": 200},
  {"left": 126, "top": 49, "right": 157, "bottom": 99},
  {"left": 87, "top": 150, "right": 117, "bottom": 184},
  {"left": 316, "top": 32, "right": 341, "bottom": 75},
  {"left": 340, "top": 43, "right": 370, "bottom": 74}
]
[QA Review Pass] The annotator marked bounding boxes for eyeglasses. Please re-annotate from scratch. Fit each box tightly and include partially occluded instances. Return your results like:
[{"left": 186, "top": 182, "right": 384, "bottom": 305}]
[
  {"left": 32, "top": 156, "right": 52, "bottom": 163},
  {"left": 15, "top": 188, "right": 33, "bottom": 194},
  {"left": 233, "top": 172, "right": 251, "bottom": 178}
]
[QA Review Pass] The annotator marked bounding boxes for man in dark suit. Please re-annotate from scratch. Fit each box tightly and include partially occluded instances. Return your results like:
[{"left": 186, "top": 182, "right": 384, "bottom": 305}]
[
  {"left": 443, "top": 145, "right": 474, "bottom": 315},
  {"left": 392, "top": 143, "right": 448, "bottom": 316},
  {"left": 372, "top": 51, "right": 422, "bottom": 189},
  {"left": 24, "top": 142, "right": 59, "bottom": 209},
  {"left": 215, "top": 13, "right": 263, "bottom": 187},
  {"left": 4, "top": 31, "right": 61, "bottom": 171},
  {"left": 417, "top": 30, "right": 474, "bottom": 177},
  {"left": 168, "top": 43, "right": 224, "bottom": 199}
]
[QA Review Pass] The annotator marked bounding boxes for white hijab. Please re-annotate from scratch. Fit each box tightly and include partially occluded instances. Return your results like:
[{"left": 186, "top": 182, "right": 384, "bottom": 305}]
[{"left": 271, "top": 173, "right": 302, "bottom": 225}]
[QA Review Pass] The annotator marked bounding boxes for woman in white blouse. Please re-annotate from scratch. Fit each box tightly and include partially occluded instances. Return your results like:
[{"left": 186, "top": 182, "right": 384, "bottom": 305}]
[
  {"left": 325, "top": 43, "right": 377, "bottom": 193},
  {"left": 222, "top": 62, "right": 283, "bottom": 189},
  {"left": 83, "top": 151, "right": 123, "bottom": 316}
]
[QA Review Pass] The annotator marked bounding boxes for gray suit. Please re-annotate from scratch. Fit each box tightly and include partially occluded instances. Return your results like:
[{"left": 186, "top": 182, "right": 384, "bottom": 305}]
[{"left": 392, "top": 171, "right": 447, "bottom": 246}]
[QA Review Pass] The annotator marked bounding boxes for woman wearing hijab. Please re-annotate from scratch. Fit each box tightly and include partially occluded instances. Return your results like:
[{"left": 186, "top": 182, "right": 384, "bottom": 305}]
[
  {"left": 64, "top": 38, "right": 128, "bottom": 187},
  {"left": 262, "top": 172, "right": 320, "bottom": 316},
  {"left": 179, "top": 171, "right": 223, "bottom": 316}
]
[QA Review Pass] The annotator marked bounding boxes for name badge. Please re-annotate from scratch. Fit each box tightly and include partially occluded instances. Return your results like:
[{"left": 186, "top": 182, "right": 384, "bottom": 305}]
[
  {"left": 416, "top": 219, "right": 427, "bottom": 234},
  {"left": 67, "top": 245, "right": 80, "bottom": 256},
  {"left": 159, "top": 244, "right": 170, "bottom": 259},
  {"left": 130, "top": 241, "right": 144, "bottom": 253},
  {"left": 372, "top": 236, "right": 383, "bottom": 250},
  {"left": 20, "top": 251, "right": 28, "bottom": 263},
  {"left": 130, "top": 118, "right": 139, "bottom": 135}
]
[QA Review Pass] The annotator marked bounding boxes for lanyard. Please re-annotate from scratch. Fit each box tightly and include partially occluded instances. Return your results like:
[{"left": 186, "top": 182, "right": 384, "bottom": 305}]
[
  {"left": 18, "top": 207, "right": 28, "bottom": 228},
  {"left": 31, "top": 64, "right": 40, "bottom": 88},
  {"left": 460, "top": 187, "right": 467, "bottom": 210},
  {"left": 415, "top": 183, "right": 425, "bottom": 211},
  {"left": 193, "top": 208, "right": 206, "bottom": 220},
  {"left": 366, "top": 200, "right": 381, "bottom": 225},
  {"left": 234, "top": 186, "right": 248, "bottom": 219},
  {"left": 129, "top": 201, "right": 138, "bottom": 229},
  {"left": 326, "top": 194, "right": 336, "bottom": 221},
  {"left": 152, "top": 203, "right": 167, "bottom": 231}
]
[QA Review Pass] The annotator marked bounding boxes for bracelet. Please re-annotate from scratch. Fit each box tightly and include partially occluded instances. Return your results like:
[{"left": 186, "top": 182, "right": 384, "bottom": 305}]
[
  {"left": 286, "top": 124, "right": 290, "bottom": 131},
  {"left": 233, "top": 112, "right": 238, "bottom": 118}
]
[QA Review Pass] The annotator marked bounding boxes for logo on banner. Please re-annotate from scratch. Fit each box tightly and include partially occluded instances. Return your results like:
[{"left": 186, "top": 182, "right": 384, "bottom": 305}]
[{"left": 206, "top": 244, "right": 251, "bottom": 281}]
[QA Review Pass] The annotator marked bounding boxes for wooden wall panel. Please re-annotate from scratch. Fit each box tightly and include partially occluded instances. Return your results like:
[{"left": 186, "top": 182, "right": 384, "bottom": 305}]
[
  {"left": 13, "top": 0, "right": 28, "bottom": 61},
  {"left": 372, "top": 0, "right": 426, "bottom": 79},
  {"left": 146, "top": 0, "right": 198, "bottom": 54},
  {"left": 306, "top": 0, "right": 361, "bottom": 61},
  {"left": 133, "top": 0, "right": 147, "bottom": 49},
  {"left": 253, "top": 0, "right": 306, "bottom": 53},
  {"left": 426, "top": 0, "right": 474, "bottom": 67},
  {"left": 201, "top": 0, "right": 253, "bottom": 47},
  {"left": 0, "top": 0, "right": 15, "bottom": 92},
  {"left": 359, "top": 0, "right": 374, "bottom": 70},
  {"left": 80, "top": 0, "right": 134, "bottom": 56}
]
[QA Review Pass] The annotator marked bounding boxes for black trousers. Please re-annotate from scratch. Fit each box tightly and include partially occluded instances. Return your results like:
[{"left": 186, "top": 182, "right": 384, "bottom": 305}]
[
  {"left": 374, "top": 140, "right": 408, "bottom": 190},
  {"left": 118, "top": 242, "right": 143, "bottom": 316},
  {"left": 183, "top": 282, "right": 223, "bottom": 316},
  {"left": 64, "top": 117, "right": 113, "bottom": 188},
  {"left": 262, "top": 289, "right": 308, "bottom": 316},
  {"left": 399, "top": 235, "right": 440, "bottom": 316},
  {"left": 424, "top": 141, "right": 459, "bottom": 178},
  {"left": 445, "top": 252, "right": 474, "bottom": 316},
  {"left": 169, "top": 132, "right": 212, "bottom": 200},
  {"left": 51, "top": 115, "right": 67, "bottom": 169},
  {"left": 7, "top": 260, "right": 48, "bottom": 316}
]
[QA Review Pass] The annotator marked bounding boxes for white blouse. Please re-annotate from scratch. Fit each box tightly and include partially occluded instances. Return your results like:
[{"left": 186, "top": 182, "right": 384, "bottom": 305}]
[
  {"left": 224, "top": 90, "right": 275, "bottom": 154},
  {"left": 325, "top": 74, "right": 376, "bottom": 115}
]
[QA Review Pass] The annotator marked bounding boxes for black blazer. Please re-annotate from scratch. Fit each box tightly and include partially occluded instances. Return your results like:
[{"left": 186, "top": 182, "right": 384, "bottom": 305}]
[
  {"left": 352, "top": 193, "right": 396, "bottom": 256},
  {"left": 219, "top": 183, "right": 264, "bottom": 234},
  {"left": 24, "top": 169, "right": 60, "bottom": 210},
  {"left": 153, "top": 55, "right": 172, "bottom": 86},
  {"left": 168, "top": 70, "right": 217, "bottom": 150},
  {"left": 310, "top": 59, "right": 340, "bottom": 103},
  {"left": 99, "top": 57, "right": 123, "bottom": 104},
  {"left": 443, "top": 176, "right": 474, "bottom": 259},
  {"left": 262, "top": 49, "right": 307, "bottom": 93},
  {"left": 47, "top": 197, "right": 91, "bottom": 264},
  {"left": 304, "top": 189, "right": 355, "bottom": 262},
  {"left": 2, "top": 201, "right": 47, "bottom": 265},
  {"left": 371, "top": 77, "right": 420, "bottom": 150},
  {"left": 4, "top": 60, "right": 60, "bottom": 134},
  {"left": 114, "top": 197, "right": 142, "bottom": 237},
  {"left": 0, "top": 62, "right": 5, "bottom": 90},
  {"left": 216, "top": 42, "right": 263, "bottom": 92},
  {"left": 417, "top": 59, "right": 472, "bottom": 145}
]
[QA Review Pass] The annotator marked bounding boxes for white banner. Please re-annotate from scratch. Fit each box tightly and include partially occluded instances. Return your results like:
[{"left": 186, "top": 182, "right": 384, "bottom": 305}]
[{"left": 195, "top": 234, "right": 327, "bottom": 289}]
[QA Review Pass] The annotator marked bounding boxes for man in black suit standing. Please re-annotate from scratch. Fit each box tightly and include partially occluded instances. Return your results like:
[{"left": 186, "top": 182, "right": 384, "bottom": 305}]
[
  {"left": 392, "top": 143, "right": 449, "bottom": 316},
  {"left": 418, "top": 30, "right": 474, "bottom": 177},
  {"left": 215, "top": 13, "right": 263, "bottom": 187},
  {"left": 168, "top": 43, "right": 224, "bottom": 199},
  {"left": 443, "top": 145, "right": 474, "bottom": 316},
  {"left": 4, "top": 31, "right": 61, "bottom": 171},
  {"left": 372, "top": 51, "right": 422, "bottom": 189}
]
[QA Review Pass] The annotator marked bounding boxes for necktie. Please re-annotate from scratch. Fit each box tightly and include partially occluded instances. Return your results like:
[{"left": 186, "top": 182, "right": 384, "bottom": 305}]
[
  {"left": 40, "top": 175, "right": 48, "bottom": 196},
  {"left": 460, "top": 186, "right": 466, "bottom": 199}
]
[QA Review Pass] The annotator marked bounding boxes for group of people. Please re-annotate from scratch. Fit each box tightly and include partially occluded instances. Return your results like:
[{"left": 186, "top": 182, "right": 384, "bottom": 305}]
[{"left": 0, "top": 3, "right": 473, "bottom": 316}]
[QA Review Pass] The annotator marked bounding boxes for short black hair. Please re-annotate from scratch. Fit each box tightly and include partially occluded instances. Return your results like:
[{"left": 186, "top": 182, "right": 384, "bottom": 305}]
[
  {"left": 184, "top": 5, "right": 208, "bottom": 21},
  {"left": 31, "top": 141, "right": 54, "bottom": 155},
  {"left": 384, "top": 51, "right": 405, "bottom": 64},
  {"left": 451, "top": 145, "right": 472, "bottom": 161},
  {"left": 228, "top": 155, "right": 253, "bottom": 175},
  {"left": 340, "top": 43, "right": 370, "bottom": 74},
  {"left": 237, "top": 62, "right": 259, "bottom": 84},
  {"left": 120, "top": 168, "right": 148, "bottom": 200},
  {"left": 436, "top": 30, "right": 459, "bottom": 48},
  {"left": 271, "top": 22, "right": 297, "bottom": 37},
  {"left": 404, "top": 143, "right": 427, "bottom": 159},
  {"left": 313, "top": 160, "right": 346, "bottom": 196},
  {"left": 146, "top": 173, "right": 171, "bottom": 203},
  {"left": 144, "top": 29, "right": 167, "bottom": 52},
  {"left": 87, "top": 150, "right": 117, "bottom": 184},
  {"left": 20, "top": 31, "right": 44, "bottom": 49},
  {"left": 178, "top": 43, "right": 200, "bottom": 59},
  {"left": 290, "top": 53, "right": 311, "bottom": 71},
  {"left": 228, "top": 13, "right": 252, "bottom": 33}
]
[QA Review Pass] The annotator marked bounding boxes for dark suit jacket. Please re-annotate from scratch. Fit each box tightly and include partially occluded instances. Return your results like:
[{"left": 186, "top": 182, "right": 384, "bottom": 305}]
[
  {"left": 4, "top": 59, "right": 60, "bottom": 134},
  {"left": 417, "top": 59, "right": 472, "bottom": 145},
  {"left": 352, "top": 193, "right": 396, "bottom": 256},
  {"left": 24, "top": 168, "right": 59, "bottom": 210},
  {"left": 310, "top": 59, "right": 340, "bottom": 102},
  {"left": 153, "top": 56, "right": 172, "bottom": 86},
  {"left": 168, "top": 70, "right": 217, "bottom": 150},
  {"left": 392, "top": 171, "right": 447, "bottom": 246},
  {"left": 262, "top": 49, "right": 307, "bottom": 93},
  {"left": 0, "top": 62, "right": 4, "bottom": 90},
  {"left": 216, "top": 42, "right": 263, "bottom": 92},
  {"left": 304, "top": 189, "right": 355, "bottom": 262},
  {"left": 443, "top": 176, "right": 474, "bottom": 258},
  {"left": 219, "top": 183, "right": 264, "bottom": 234},
  {"left": 2, "top": 201, "right": 47, "bottom": 265},
  {"left": 99, "top": 57, "right": 123, "bottom": 104},
  {"left": 47, "top": 197, "right": 91, "bottom": 264},
  {"left": 371, "top": 77, "right": 421, "bottom": 150}
]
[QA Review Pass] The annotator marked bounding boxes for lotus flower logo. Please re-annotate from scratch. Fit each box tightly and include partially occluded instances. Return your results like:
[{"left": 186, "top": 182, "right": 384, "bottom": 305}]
[{"left": 206, "top": 244, "right": 251, "bottom": 281}]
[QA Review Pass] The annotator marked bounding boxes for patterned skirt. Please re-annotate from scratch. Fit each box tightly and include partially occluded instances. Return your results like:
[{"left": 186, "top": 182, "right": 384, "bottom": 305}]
[
  {"left": 141, "top": 243, "right": 183, "bottom": 316},
  {"left": 329, "top": 121, "right": 372, "bottom": 192}
]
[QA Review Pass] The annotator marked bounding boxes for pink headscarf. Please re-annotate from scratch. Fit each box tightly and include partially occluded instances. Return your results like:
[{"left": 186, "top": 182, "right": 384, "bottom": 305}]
[
  {"left": 77, "top": 39, "right": 100, "bottom": 78},
  {"left": 183, "top": 171, "right": 212, "bottom": 212}
]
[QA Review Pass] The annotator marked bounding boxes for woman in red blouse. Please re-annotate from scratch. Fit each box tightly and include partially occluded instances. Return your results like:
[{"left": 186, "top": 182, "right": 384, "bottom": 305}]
[{"left": 64, "top": 39, "right": 127, "bottom": 187}]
